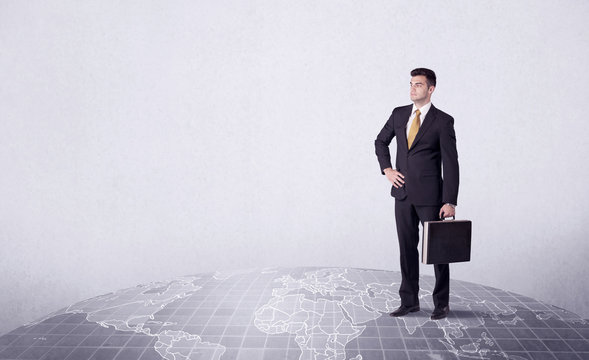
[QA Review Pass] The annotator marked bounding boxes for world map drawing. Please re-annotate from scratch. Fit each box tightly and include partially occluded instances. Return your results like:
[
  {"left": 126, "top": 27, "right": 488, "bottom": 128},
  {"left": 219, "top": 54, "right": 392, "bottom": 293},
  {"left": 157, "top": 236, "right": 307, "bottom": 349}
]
[{"left": 0, "top": 267, "right": 587, "bottom": 360}]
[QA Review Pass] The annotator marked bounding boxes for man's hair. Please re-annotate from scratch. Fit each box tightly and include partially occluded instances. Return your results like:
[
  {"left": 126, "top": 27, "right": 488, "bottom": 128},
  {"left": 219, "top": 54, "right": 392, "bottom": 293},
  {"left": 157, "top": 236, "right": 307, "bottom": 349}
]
[{"left": 411, "top": 68, "right": 436, "bottom": 88}]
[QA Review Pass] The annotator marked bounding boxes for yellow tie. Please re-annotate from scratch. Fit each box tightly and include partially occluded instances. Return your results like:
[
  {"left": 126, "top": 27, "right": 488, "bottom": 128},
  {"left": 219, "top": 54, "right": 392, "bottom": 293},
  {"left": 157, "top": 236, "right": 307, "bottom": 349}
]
[{"left": 407, "top": 109, "right": 421, "bottom": 149}]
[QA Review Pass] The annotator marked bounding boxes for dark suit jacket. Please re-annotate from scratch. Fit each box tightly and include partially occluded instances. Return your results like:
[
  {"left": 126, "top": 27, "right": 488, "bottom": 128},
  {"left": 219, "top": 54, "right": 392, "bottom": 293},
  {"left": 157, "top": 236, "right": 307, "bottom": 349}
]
[{"left": 375, "top": 104, "right": 459, "bottom": 206}]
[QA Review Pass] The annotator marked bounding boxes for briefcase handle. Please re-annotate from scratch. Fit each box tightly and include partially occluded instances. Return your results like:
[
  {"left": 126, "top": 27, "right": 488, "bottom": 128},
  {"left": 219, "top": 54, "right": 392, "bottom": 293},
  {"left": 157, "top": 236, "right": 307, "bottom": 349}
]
[{"left": 441, "top": 216, "right": 455, "bottom": 221}]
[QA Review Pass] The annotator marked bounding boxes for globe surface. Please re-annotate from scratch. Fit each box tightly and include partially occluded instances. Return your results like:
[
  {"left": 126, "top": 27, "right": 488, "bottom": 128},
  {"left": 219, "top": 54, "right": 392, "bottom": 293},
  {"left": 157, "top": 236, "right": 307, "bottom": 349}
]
[{"left": 0, "top": 267, "right": 587, "bottom": 360}]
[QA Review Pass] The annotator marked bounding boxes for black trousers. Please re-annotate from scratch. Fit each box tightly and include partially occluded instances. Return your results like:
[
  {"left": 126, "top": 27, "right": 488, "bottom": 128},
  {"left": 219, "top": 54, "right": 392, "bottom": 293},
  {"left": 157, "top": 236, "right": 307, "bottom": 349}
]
[{"left": 395, "top": 199, "right": 450, "bottom": 309}]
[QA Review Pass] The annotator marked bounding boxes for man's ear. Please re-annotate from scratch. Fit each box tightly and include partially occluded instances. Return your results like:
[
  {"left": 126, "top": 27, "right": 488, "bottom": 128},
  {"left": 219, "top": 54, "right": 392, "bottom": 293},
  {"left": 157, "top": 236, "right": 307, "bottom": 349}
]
[{"left": 428, "top": 86, "right": 435, "bottom": 95}]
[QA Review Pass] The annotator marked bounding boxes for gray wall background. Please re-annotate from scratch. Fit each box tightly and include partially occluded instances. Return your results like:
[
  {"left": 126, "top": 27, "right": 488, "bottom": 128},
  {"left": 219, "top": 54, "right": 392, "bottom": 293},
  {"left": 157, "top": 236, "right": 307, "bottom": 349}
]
[{"left": 1, "top": 0, "right": 588, "bottom": 335}]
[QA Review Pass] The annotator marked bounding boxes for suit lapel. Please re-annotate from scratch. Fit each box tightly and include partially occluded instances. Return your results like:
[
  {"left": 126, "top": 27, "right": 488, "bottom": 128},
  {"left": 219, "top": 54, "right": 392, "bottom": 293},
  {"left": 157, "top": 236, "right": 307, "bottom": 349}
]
[
  {"left": 409, "top": 105, "right": 436, "bottom": 150},
  {"left": 398, "top": 106, "right": 412, "bottom": 150}
]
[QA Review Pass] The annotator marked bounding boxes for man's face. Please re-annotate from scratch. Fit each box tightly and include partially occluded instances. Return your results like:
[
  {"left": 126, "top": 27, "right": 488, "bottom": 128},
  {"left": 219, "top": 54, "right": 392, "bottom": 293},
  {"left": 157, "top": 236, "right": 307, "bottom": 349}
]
[{"left": 409, "top": 75, "right": 434, "bottom": 104}]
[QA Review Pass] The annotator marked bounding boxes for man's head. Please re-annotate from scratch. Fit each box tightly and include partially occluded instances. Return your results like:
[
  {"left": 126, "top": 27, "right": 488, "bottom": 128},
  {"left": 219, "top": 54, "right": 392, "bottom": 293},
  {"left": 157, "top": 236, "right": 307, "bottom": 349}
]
[{"left": 409, "top": 68, "right": 436, "bottom": 107}]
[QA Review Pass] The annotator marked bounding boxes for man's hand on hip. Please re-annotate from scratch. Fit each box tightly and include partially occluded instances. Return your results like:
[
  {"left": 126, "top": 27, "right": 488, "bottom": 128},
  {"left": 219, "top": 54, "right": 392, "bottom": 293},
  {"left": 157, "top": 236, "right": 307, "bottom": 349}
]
[
  {"left": 439, "top": 204, "right": 456, "bottom": 219},
  {"left": 384, "top": 168, "right": 405, "bottom": 188}
]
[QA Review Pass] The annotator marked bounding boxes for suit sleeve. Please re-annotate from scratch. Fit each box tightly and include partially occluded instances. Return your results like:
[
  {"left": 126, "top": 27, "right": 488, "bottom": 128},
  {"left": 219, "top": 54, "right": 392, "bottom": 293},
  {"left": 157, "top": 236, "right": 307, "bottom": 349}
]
[
  {"left": 374, "top": 110, "right": 397, "bottom": 174},
  {"left": 440, "top": 116, "right": 459, "bottom": 205}
]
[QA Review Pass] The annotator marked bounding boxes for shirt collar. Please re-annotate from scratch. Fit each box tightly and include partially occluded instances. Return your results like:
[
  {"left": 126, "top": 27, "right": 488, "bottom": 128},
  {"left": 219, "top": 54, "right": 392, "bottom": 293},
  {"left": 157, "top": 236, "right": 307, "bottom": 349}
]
[{"left": 412, "top": 102, "right": 432, "bottom": 117}]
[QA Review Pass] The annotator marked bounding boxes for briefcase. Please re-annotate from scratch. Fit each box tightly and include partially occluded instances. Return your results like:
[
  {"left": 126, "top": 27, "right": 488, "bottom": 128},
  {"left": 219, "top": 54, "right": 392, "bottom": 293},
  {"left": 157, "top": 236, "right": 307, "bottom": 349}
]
[{"left": 422, "top": 218, "right": 472, "bottom": 264}]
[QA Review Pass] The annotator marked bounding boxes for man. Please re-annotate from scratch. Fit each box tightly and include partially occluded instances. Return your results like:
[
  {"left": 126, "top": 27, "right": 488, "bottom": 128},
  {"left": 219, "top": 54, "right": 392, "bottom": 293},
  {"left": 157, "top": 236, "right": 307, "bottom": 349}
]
[{"left": 374, "top": 68, "right": 459, "bottom": 320}]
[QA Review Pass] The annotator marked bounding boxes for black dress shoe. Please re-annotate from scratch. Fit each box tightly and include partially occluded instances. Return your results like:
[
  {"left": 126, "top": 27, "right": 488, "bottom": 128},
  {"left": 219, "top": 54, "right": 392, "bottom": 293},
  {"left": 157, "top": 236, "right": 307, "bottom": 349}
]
[
  {"left": 389, "top": 305, "right": 420, "bottom": 317},
  {"left": 430, "top": 306, "right": 450, "bottom": 320}
]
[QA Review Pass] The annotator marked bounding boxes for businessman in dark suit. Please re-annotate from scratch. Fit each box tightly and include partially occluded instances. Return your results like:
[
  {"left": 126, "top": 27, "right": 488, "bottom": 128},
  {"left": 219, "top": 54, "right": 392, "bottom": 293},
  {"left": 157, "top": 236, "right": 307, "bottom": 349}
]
[{"left": 375, "top": 68, "right": 459, "bottom": 320}]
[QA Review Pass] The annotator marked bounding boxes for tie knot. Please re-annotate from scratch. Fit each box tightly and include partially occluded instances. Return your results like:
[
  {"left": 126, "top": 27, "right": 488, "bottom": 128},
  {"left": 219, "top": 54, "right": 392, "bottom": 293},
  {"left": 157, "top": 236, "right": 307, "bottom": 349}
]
[{"left": 415, "top": 109, "right": 421, "bottom": 117}]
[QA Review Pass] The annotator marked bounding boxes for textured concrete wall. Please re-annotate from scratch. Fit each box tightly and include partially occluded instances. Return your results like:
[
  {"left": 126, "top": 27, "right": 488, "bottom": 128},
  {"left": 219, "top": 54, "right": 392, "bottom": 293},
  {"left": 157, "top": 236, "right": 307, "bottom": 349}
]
[{"left": 1, "top": 0, "right": 588, "bottom": 335}]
